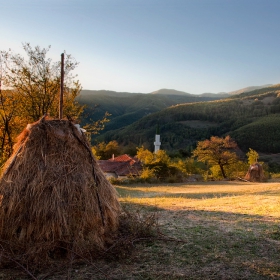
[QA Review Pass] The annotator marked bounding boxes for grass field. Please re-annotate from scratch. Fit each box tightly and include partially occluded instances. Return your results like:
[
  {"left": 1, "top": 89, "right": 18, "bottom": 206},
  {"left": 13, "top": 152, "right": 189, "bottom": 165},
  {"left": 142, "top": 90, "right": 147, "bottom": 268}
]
[{"left": 2, "top": 181, "right": 280, "bottom": 279}]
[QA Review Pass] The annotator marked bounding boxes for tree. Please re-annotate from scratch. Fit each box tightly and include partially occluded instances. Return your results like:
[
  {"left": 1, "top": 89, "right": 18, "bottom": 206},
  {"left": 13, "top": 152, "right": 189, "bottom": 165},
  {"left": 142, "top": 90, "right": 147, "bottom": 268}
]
[
  {"left": 246, "top": 148, "right": 259, "bottom": 165},
  {"left": 136, "top": 147, "right": 181, "bottom": 180},
  {"left": 83, "top": 111, "right": 111, "bottom": 137},
  {"left": 94, "top": 142, "right": 107, "bottom": 159},
  {"left": 0, "top": 43, "right": 110, "bottom": 165},
  {"left": 92, "top": 140, "right": 121, "bottom": 159},
  {"left": 0, "top": 89, "right": 22, "bottom": 162},
  {"left": 3, "top": 43, "right": 83, "bottom": 122},
  {"left": 0, "top": 51, "right": 24, "bottom": 161},
  {"left": 104, "top": 140, "right": 121, "bottom": 159},
  {"left": 176, "top": 158, "right": 206, "bottom": 176},
  {"left": 192, "top": 135, "right": 239, "bottom": 179},
  {"left": 136, "top": 146, "right": 154, "bottom": 164}
]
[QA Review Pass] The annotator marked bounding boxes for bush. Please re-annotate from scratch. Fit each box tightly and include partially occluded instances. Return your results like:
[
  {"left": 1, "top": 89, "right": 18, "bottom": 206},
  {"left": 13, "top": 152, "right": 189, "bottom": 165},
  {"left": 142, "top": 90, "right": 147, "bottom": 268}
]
[
  {"left": 270, "top": 173, "right": 280, "bottom": 179},
  {"left": 140, "top": 167, "right": 157, "bottom": 180}
]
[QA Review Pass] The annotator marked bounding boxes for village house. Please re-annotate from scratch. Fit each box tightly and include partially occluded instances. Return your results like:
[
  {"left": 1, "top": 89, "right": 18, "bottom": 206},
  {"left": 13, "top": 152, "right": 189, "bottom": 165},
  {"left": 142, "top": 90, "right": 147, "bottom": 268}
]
[
  {"left": 98, "top": 154, "right": 142, "bottom": 179},
  {"left": 98, "top": 130, "right": 161, "bottom": 178}
]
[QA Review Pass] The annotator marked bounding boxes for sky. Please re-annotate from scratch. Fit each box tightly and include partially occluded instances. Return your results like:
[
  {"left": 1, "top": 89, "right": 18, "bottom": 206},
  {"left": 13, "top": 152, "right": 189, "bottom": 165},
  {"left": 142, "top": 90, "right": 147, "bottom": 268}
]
[{"left": 1, "top": 0, "right": 280, "bottom": 94}]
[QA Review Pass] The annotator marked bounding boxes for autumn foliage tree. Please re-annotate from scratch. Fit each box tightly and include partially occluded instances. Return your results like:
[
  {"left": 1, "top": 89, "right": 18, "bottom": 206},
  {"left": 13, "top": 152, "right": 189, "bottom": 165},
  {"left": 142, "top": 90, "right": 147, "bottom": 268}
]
[
  {"left": 192, "top": 135, "right": 239, "bottom": 179},
  {"left": 3, "top": 43, "right": 84, "bottom": 122},
  {"left": 92, "top": 140, "right": 121, "bottom": 160},
  {"left": 0, "top": 44, "right": 84, "bottom": 163},
  {"left": 0, "top": 43, "right": 109, "bottom": 164},
  {"left": 136, "top": 147, "right": 182, "bottom": 181},
  {"left": 0, "top": 51, "right": 24, "bottom": 162},
  {"left": 0, "top": 89, "right": 23, "bottom": 163},
  {"left": 246, "top": 148, "right": 259, "bottom": 165}
]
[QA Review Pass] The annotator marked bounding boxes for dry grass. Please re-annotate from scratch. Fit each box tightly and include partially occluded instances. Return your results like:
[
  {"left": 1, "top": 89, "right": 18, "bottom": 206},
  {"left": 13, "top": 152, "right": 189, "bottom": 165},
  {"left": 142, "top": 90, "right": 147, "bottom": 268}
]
[
  {"left": 2, "top": 180, "right": 280, "bottom": 279},
  {"left": 117, "top": 181, "right": 280, "bottom": 216}
]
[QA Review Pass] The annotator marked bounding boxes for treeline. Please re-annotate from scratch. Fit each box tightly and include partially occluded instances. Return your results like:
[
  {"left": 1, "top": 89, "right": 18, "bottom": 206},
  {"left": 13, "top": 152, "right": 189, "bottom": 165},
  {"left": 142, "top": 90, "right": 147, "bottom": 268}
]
[{"left": 111, "top": 136, "right": 268, "bottom": 184}]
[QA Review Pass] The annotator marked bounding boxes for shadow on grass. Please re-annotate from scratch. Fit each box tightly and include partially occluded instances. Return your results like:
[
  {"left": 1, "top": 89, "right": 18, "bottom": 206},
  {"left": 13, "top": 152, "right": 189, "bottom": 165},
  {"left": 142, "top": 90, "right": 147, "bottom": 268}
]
[{"left": 114, "top": 200, "right": 280, "bottom": 280}]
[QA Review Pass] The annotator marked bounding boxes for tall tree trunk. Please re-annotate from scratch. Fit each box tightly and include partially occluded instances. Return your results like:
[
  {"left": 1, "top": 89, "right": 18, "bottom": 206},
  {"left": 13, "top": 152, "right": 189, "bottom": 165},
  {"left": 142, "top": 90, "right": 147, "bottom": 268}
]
[{"left": 219, "top": 164, "right": 227, "bottom": 178}]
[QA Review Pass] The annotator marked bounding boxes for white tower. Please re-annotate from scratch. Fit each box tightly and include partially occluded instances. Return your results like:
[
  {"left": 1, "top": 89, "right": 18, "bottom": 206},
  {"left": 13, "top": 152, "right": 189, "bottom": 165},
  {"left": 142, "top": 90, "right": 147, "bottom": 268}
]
[{"left": 154, "top": 134, "right": 161, "bottom": 153}]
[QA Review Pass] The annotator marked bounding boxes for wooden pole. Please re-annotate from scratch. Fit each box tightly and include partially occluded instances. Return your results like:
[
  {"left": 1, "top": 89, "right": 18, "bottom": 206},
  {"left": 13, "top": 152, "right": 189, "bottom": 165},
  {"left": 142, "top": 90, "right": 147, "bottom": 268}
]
[{"left": 59, "top": 53, "right": 64, "bottom": 119}]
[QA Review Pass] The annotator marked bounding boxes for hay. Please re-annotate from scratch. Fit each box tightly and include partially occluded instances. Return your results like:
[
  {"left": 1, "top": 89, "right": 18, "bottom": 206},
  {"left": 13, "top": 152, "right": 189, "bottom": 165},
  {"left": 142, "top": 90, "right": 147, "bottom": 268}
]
[
  {"left": 0, "top": 118, "right": 120, "bottom": 266},
  {"left": 244, "top": 162, "right": 264, "bottom": 182}
]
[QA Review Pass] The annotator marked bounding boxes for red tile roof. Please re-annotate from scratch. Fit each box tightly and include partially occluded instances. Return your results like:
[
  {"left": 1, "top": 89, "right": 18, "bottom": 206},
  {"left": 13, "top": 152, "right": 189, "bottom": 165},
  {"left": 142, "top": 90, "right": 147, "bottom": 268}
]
[
  {"left": 98, "top": 154, "right": 142, "bottom": 176},
  {"left": 109, "top": 154, "right": 133, "bottom": 162}
]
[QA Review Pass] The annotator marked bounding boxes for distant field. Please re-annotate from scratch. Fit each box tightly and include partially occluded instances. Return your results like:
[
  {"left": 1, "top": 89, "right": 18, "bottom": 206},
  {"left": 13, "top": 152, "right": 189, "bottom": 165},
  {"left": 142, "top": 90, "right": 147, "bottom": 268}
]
[{"left": 3, "top": 181, "right": 280, "bottom": 279}]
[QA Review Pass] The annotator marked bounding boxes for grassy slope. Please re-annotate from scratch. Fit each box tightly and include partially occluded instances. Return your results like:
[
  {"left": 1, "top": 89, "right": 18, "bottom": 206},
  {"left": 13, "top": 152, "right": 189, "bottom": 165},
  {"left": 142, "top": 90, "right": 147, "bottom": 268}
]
[{"left": 6, "top": 181, "right": 280, "bottom": 279}]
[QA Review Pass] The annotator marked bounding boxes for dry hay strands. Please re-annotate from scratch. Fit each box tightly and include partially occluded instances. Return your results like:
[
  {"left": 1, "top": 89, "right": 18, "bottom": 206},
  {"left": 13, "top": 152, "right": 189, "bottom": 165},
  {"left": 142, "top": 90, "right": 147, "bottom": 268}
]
[
  {"left": 0, "top": 118, "right": 121, "bottom": 268},
  {"left": 244, "top": 162, "right": 265, "bottom": 182}
]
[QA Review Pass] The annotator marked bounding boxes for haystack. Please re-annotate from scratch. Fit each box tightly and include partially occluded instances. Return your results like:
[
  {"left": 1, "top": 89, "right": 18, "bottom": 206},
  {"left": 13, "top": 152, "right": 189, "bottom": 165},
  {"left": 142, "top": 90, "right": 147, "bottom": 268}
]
[
  {"left": 244, "top": 162, "right": 264, "bottom": 182},
  {"left": 0, "top": 117, "right": 120, "bottom": 264}
]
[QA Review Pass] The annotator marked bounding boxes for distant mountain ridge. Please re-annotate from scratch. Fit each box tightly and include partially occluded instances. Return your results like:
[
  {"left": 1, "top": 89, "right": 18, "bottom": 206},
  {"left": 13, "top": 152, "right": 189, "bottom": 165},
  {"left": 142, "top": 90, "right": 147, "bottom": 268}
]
[
  {"left": 153, "top": 84, "right": 274, "bottom": 96},
  {"left": 81, "top": 89, "right": 141, "bottom": 98},
  {"left": 150, "top": 89, "right": 192, "bottom": 96},
  {"left": 228, "top": 84, "right": 273, "bottom": 95},
  {"left": 81, "top": 84, "right": 274, "bottom": 97}
]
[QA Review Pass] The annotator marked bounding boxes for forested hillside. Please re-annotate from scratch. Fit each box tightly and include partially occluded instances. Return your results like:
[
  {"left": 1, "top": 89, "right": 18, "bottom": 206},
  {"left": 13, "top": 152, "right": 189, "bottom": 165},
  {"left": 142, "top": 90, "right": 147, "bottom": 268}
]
[
  {"left": 91, "top": 84, "right": 280, "bottom": 156},
  {"left": 77, "top": 89, "right": 227, "bottom": 132}
]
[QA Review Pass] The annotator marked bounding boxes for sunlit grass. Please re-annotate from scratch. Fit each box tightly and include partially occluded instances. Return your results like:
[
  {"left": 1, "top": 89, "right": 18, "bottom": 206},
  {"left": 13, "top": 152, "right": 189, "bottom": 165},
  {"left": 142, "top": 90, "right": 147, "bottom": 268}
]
[{"left": 116, "top": 181, "right": 280, "bottom": 217}]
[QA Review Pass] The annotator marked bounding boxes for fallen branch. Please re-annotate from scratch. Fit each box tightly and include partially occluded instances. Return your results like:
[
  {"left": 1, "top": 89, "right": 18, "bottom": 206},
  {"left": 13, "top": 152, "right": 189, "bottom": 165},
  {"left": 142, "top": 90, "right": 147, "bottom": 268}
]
[{"left": 237, "top": 177, "right": 250, "bottom": 182}]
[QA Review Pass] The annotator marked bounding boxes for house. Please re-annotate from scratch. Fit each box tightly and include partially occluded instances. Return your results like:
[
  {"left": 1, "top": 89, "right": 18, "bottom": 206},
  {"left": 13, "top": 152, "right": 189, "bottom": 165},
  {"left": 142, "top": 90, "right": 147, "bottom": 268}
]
[
  {"left": 98, "top": 129, "right": 160, "bottom": 178},
  {"left": 98, "top": 154, "right": 142, "bottom": 178}
]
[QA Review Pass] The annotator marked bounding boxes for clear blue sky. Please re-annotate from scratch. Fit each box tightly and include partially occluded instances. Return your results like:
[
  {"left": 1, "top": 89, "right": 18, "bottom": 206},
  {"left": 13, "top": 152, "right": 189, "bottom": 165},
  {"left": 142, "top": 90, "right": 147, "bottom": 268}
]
[{"left": 1, "top": 0, "right": 280, "bottom": 94}]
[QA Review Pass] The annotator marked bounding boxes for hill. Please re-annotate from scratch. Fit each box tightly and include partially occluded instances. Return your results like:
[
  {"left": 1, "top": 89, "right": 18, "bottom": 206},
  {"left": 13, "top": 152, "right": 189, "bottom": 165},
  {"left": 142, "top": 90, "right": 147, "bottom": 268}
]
[
  {"left": 228, "top": 84, "right": 273, "bottom": 95},
  {"left": 77, "top": 89, "right": 226, "bottom": 133},
  {"left": 150, "top": 88, "right": 192, "bottom": 95},
  {"left": 93, "top": 84, "right": 280, "bottom": 156}
]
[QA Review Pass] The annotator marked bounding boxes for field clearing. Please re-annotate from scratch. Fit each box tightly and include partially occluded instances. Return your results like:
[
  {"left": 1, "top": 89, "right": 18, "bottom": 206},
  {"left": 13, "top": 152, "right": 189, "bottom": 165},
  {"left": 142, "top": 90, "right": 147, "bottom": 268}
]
[
  {"left": 117, "top": 181, "right": 280, "bottom": 217},
  {"left": 2, "top": 181, "right": 280, "bottom": 279}
]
